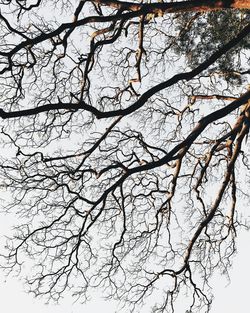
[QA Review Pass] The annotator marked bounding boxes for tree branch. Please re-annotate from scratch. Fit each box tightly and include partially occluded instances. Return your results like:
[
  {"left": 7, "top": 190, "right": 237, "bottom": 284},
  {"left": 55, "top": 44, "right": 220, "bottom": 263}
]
[{"left": 0, "top": 23, "right": 249, "bottom": 120}]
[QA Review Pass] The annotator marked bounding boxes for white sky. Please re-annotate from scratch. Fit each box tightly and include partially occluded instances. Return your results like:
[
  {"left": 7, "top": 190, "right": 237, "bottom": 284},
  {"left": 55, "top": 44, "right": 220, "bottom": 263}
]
[
  {"left": 0, "top": 5, "right": 249, "bottom": 312},
  {"left": 0, "top": 228, "right": 249, "bottom": 313}
]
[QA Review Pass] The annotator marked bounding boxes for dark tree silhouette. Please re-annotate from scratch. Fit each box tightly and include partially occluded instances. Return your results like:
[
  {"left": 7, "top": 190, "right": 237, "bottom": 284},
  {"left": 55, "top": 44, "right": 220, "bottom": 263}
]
[{"left": 0, "top": 1, "right": 249, "bottom": 312}]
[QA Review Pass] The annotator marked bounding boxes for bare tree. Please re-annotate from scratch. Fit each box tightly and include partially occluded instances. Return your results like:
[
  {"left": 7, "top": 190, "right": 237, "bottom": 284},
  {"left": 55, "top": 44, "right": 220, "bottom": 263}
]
[{"left": 0, "top": 1, "right": 249, "bottom": 312}]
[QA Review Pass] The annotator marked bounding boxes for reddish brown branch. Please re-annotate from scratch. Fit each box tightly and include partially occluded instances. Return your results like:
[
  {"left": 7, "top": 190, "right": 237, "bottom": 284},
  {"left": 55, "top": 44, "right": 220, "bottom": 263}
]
[
  {"left": 92, "top": 0, "right": 250, "bottom": 14},
  {"left": 189, "top": 94, "right": 238, "bottom": 105},
  {"left": 181, "top": 103, "right": 250, "bottom": 270}
]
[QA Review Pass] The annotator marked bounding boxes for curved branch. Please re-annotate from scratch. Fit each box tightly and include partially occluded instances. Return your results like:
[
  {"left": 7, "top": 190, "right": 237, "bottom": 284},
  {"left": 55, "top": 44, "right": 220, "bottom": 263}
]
[{"left": 0, "top": 23, "right": 249, "bottom": 120}]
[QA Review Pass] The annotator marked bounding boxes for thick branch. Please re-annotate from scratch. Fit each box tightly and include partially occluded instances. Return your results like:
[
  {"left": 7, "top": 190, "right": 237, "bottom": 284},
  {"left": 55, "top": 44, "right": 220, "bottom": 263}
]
[
  {"left": 181, "top": 107, "right": 250, "bottom": 269},
  {"left": 92, "top": 0, "right": 250, "bottom": 14},
  {"left": 0, "top": 23, "right": 249, "bottom": 120},
  {"left": 87, "top": 90, "right": 250, "bottom": 214},
  {"left": 129, "top": 89, "right": 250, "bottom": 173}
]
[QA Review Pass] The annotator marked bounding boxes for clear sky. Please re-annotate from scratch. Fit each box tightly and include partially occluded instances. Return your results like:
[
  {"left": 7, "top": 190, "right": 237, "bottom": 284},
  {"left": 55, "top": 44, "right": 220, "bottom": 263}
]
[{"left": 0, "top": 227, "right": 249, "bottom": 313}]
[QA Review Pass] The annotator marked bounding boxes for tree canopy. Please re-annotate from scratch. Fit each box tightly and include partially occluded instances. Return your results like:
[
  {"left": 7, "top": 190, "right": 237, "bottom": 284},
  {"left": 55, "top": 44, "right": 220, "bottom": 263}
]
[{"left": 0, "top": 1, "right": 249, "bottom": 312}]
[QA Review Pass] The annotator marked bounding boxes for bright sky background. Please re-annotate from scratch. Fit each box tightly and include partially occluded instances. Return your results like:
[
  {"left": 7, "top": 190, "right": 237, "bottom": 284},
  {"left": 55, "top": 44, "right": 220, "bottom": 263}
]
[
  {"left": 0, "top": 218, "right": 249, "bottom": 313},
  {"left": 0, "top": 3, "right": 248, "bottom": 312}
]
